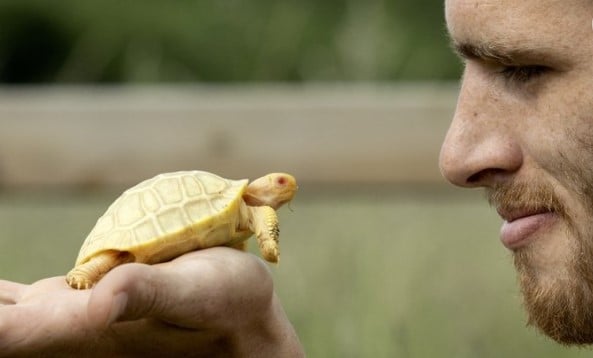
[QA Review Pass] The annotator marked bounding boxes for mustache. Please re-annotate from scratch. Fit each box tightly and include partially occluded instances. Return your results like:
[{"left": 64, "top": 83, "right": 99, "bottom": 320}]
[{"left": 486, "top": 181, "right": 565, "bottom": 219}]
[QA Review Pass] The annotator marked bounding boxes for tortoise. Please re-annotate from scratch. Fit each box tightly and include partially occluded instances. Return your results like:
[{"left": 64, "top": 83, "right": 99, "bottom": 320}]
[{"left": 66, "top": 171, "right": 297, "bottom": 289}]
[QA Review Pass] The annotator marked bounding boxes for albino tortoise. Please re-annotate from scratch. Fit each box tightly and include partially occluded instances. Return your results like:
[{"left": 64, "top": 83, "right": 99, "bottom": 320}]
[{"left": 66, "top": 171, "right": 297, "bottom": 289}]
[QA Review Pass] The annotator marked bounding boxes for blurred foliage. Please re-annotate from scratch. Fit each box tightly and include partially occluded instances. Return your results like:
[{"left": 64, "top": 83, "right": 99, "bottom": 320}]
[{"left": 0, "top": 0, "right": 461, "bottom": 83}]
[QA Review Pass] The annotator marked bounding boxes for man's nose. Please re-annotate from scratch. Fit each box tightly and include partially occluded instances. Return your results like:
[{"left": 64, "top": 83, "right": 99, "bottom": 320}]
[{"left": 439, "top": 73, "right": 523, "bottom": 187}]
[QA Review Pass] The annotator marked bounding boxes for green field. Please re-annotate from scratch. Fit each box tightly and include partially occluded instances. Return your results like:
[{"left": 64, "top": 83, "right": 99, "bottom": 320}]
[{"left": 0, "top": 186, "right": 591, "bottom": 357}]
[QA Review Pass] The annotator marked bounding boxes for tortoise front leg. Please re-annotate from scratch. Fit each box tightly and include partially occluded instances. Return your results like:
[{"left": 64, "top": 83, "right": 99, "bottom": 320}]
[
  {"left": 248, "top": 206, "right": 280, "bottom": 263},
  {"left": 66, "top": 250, "right": 133, "bottom": 289}
]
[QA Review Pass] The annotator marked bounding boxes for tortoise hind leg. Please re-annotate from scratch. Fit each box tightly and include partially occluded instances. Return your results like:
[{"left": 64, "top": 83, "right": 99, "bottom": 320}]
[
  {"left": 248, "top": 206, "right": 280, "bottom": 263},
  {"left": 66, "top": 250, "right": 133, "bottom": 289}
]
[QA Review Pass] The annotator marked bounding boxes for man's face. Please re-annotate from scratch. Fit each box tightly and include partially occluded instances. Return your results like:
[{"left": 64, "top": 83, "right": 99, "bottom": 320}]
[{"left": 440, "top": 0, "right": 593, "bottom": 344}]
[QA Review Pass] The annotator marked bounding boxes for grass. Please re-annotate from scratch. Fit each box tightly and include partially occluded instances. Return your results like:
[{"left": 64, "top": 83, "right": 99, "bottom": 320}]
[{"left": 0, "top": 186, "right": 591, "bottom": 357}]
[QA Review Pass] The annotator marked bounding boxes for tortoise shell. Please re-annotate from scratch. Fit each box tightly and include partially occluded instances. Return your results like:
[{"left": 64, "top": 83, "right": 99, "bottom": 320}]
[{"left": 75, "top": 171, "right": 250, "bottom": 266}]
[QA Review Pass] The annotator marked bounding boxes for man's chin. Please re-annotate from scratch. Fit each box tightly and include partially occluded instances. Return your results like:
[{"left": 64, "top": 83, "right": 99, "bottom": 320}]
[{"left": 515, "top": 249, "right": 593, "bottom": 345}]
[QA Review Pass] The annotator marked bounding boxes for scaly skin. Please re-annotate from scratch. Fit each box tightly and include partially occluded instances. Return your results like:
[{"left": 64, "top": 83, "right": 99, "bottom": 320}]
[
  {"left": 248, "top": 206, "right": 280, "bottom": 263},
  {"left": 66, "top": 251, "right": 133, "bottom": 289},
  {"left": 243, "top": 173, "right": 297, "bottom": 210}
]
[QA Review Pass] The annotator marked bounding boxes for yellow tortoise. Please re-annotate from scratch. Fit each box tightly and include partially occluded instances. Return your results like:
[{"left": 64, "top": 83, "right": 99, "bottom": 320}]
[{"left": 66, "top": 171, "right": 297, "bottom": 289}]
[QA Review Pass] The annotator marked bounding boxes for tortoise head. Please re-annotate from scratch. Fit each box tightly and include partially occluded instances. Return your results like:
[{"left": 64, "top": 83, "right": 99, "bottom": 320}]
[{"left": 243, "top": 173, "right": 297, "bottom": 209}]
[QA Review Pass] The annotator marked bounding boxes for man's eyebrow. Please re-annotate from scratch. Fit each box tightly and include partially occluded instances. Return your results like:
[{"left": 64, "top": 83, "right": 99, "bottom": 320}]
[{"left": 451, "top": 41, "right": 556, "bottom": 65}]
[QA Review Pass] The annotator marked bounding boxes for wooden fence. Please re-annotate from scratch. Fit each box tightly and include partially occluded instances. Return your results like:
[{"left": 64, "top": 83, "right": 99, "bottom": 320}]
[{"left": 0, "top": 83, "right": 458, "bottom": 188}]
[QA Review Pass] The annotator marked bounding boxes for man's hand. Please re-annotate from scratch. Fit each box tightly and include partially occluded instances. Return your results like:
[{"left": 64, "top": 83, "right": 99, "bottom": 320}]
[{"left": 0, "top": 247, "right": 304, "bottom": 357}]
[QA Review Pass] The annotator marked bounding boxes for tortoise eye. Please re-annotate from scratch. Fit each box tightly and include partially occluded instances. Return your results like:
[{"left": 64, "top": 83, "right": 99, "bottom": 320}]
[{"left": 277, "top": 176, "right": 287, "bottom": 185}]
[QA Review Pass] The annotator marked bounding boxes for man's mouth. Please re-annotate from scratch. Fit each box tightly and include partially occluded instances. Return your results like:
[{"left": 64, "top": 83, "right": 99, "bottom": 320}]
[{"left": 496, "top": 207, "right": 557, "bottom": 250}]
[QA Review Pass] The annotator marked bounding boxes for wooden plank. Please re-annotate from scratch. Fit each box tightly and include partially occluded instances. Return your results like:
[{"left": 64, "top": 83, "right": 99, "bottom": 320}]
[{"left": 0, "top": 84, "right": 458, "bottom": 188}]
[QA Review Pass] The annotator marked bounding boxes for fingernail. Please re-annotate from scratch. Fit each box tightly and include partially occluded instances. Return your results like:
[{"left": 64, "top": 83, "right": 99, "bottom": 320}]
[{"left": 107, "top": 292, "right": 128, "bottom": 325}]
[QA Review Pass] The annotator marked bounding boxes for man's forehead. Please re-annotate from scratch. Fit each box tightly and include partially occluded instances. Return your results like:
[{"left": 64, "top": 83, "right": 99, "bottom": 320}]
[
  {"left": 445, "top": 0, "right": 591, "bottom": 61},
  {"left": 445, "top": 0, "right": 591, "bottom": 21},
  {"left": 446, "top": 0, "right": 560, "bottom": 37}
]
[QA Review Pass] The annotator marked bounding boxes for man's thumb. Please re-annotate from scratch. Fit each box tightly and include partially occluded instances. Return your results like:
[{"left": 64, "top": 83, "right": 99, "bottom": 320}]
[{"left": 86, "top": 263, "right": 165, "bottom": 328}]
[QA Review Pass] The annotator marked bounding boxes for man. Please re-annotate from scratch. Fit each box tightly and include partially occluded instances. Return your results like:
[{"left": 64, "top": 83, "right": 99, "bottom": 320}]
[
  {"left": 439, "top": 0, "right": 593, "bottom": 345},
  {"left": 0, "top": 248, "right": 304, "bottom": 356}
]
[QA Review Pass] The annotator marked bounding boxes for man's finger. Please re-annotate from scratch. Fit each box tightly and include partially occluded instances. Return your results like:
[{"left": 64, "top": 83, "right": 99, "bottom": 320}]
[
  {"left": 87, "top": 261, "right": 203, "bottom": 329},
  {"left": 0, "top": 280, "right": 26, "bottom": 304},
  {"left": 86, "top": 263, "right": 153, "bottom": 328},
  {"left": 86, "top": 248, "right": 273, "bottom": 330}
]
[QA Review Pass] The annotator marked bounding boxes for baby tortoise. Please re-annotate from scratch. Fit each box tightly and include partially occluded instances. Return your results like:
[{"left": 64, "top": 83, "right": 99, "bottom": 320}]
[{"left": 66, "top": 171, "right": 297, "bottom": 289}]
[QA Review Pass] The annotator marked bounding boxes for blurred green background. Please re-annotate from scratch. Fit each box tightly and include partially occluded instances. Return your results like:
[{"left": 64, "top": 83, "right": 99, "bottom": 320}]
[
  {"left": 0, "top": 1, "right": 591, "bottom": 357},
  {"left": 0, "top": 0, "right": 459, "bottom": 83}
]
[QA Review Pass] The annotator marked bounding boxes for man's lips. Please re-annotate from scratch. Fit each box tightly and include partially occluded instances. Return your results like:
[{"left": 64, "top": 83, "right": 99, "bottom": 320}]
[
  {"left": 496, "top": 207, "right": 557, "bottom": 250},
  {"left": 496, "top": 207, "right": 551, "bottom": 223}
]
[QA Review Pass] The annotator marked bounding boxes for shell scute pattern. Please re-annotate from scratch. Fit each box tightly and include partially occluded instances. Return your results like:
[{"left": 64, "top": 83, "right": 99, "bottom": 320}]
[
  {"left": 133, "top": 220, "right": 158, "bottom": 245},
  {"left": 182, "top": 175, "right": 203, "bottom": 196},
  {"left": 157, "top": 207, "right": 188, "bottom": 233},
  {"left": 155, "top": 177, "right": 183, "bottom": 205},
  {"left": 118, "top": 193, "right": 144, "bottom": 226},
  {"left": 184, "top": 200, "right": 213, "bottom": 222},
  {"left": 75, "top": 171, "right": 248, "bottom": 265},
  {"left": 92, "top": 214, "right": 114, "bottom": 237},
  {"left": 141, "top": 190, "right": 160, "bottom": 213}
]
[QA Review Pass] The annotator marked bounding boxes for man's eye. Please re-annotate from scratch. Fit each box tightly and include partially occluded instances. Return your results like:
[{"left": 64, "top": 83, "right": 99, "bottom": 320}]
[{"left": 498, "top": 65, "right": 549, "bottom": 82}]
